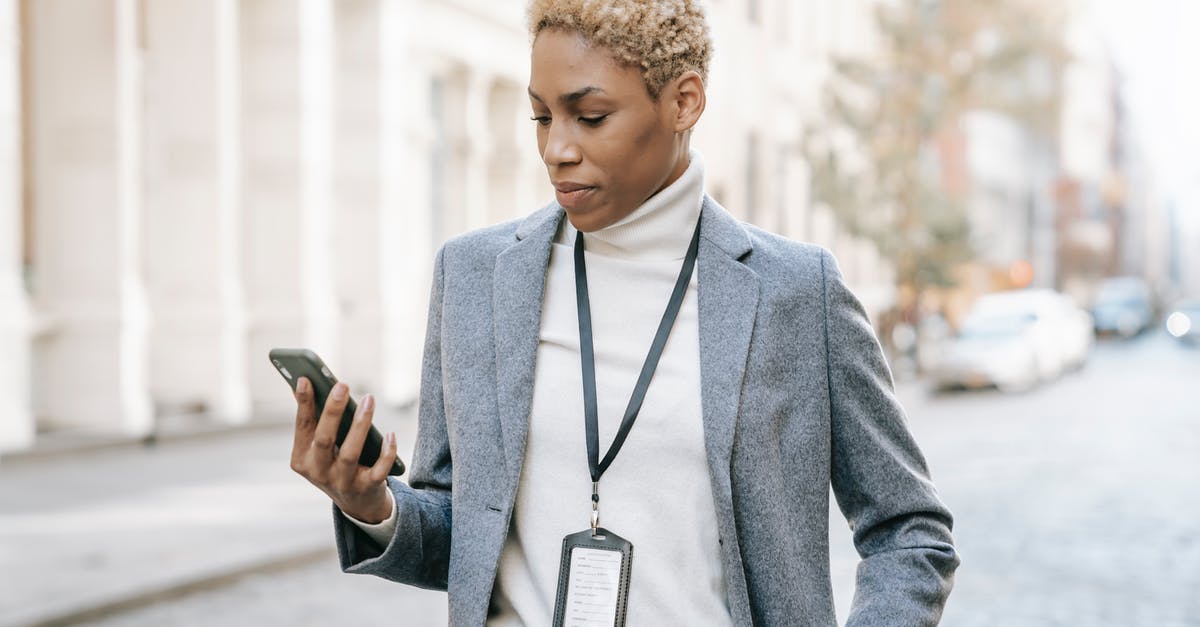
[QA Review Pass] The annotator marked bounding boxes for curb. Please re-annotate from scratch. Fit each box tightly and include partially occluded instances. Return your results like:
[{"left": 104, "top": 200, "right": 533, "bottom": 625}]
[
  {"left": 2, "top": 399, "right": 417, "bottom": 466},
  {"left": 5, "top": 544, "right": 336, "bottom": 627},
  {"left": 0, "top": 417, "right": 294, "bottom": 466}
]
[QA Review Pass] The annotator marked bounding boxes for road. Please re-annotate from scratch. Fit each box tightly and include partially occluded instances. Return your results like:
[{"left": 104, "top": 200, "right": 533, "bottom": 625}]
[
  {"left": 45, "top": 332, "right": 1200, "bottom": 626},
  {"left": 830, "top": 331, "right": 1200, "bottom": 626}
]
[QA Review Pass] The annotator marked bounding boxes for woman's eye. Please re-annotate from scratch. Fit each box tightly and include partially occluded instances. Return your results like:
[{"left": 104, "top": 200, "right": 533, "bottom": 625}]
[{"left": 529, "top": 114, "right": 607, "bottom": 127}]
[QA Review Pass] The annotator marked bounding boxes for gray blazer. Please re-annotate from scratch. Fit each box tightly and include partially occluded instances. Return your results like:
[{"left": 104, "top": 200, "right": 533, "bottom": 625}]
[{"left": 332, "top": 196, "right": 958, "bottom": 625}]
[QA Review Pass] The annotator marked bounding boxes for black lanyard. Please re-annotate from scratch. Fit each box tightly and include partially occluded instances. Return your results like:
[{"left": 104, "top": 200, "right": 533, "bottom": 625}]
[{"left": 573, "top": 212, "right": 703, "bottom": 528}]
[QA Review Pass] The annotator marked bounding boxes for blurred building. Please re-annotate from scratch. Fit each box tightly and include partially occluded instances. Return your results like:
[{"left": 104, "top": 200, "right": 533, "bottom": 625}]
[
  {"left": 961, "top": 110, "right": 1057, "bottom": 294},
  {"left": 942, "top": 0, "right": 1173, "bottom": 315},
  {"left": 700, "top": 0, "right": 895, "bottom": 316},
  {"left": 1056, "top": 4, "right": 1123, "bottom": 302},
  {"left": 1055, "top": 1, "right": 1169, "bottom": 306},
  {"left": 0, "top": 0, "right": 891, "bottom": 453}
]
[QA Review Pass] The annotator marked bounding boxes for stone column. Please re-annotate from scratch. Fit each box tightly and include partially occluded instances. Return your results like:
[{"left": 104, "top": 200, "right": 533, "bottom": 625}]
[
  {"left": 241, "top": 0, "right": 303, "bottom": 411},
  {"left": 331, "top": 0, "right": 383, "bottom": 392},
  {"left": 378, "top": 0, "right": 429, "bottom": 405},
  {"left": 140, "top": 0, "right": 250, "bottom": 424},
  {"left": 114, "top": 0, "right": 154, "bottom": 436},
  {"left": 0, "top": 0, "right": 32, "bottom": 452},
  {"left": 299, "top": 0, "right": 338, "bottom": 363},
  {"left": 215, "top": 0, "right": 250, "bottom": 422},
  {"left": 27, "top": 0, "right": 152, "bottom": 436}
]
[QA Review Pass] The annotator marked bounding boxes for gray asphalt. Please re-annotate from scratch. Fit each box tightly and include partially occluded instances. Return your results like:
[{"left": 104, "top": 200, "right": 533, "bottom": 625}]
[{"left": 860, "top": 331, "right": 1200, "bottom": 626}]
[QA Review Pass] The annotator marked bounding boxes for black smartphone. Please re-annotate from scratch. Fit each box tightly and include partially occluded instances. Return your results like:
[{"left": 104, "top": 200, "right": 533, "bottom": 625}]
[{"left": 269, "top": 348, "right": 405, "bottom": 476}]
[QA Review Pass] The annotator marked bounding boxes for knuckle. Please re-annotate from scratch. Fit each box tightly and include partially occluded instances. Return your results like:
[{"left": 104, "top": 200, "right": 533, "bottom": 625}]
[
  {"left": 295, "top": 393, "right": 313, "bottom": 412},
  {"left": 305, "top": 453, "right": 328, "bottom": 476}
]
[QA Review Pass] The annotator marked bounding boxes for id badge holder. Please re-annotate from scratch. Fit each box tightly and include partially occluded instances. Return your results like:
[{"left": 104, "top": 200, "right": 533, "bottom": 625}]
[{"left": 552, "top": 528, "right": 633, "bottom": 627}]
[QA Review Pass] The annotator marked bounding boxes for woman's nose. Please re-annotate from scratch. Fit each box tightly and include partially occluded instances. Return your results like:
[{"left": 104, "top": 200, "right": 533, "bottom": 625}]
[{"left": 541, "top": 122, "right": 582, "bottom": 166}]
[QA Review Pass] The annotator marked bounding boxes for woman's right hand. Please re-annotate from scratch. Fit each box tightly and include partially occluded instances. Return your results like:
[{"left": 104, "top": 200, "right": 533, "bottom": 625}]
[{"left": 289, "top": 377, "right": 398, "bottom": 524}]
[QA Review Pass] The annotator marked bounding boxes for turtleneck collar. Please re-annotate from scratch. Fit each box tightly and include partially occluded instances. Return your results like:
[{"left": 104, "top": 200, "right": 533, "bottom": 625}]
[{"left": 556, "top": 149, "right": 705, "bottom": 262}]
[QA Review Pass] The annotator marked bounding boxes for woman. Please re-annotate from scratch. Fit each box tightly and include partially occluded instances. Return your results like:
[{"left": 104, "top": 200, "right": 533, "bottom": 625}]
[{"left": 289, "top": 1, "right": 958, "bottom": 625}]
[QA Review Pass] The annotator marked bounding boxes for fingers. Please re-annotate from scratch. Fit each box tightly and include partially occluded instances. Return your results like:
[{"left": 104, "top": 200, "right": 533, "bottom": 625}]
[
  {"left": 367, "top": 431, "right": 398, "bottom": 483},
  {"left": 336, "top": 393, "right": 375, "bottom": 467},
  {"left": 311, "top": 381, "right": 349, "bottom": 452},
  {"left": 291, "top": 377, "right": 316, "bottom": 467}
]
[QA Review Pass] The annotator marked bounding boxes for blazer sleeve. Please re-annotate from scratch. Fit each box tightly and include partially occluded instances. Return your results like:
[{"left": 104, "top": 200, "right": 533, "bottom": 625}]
[
  {"left": 820, "top": 249, "right": 960, "bottom": 626},
  {"left": 331, "top": 246, "right": 453, "bottom": 591}
]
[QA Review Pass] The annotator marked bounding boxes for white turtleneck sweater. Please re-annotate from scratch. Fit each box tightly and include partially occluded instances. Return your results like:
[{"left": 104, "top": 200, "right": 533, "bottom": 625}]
[{"left": 350, "top": 150, "right": 730, "bottom": 626}]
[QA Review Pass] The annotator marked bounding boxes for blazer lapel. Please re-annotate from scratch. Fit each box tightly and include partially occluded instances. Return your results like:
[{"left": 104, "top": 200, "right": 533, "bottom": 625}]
[
  {"left": 697, "top": 195, "right": 759, "bottom": 480},
  {"left": 493, "top": 204, "right": 563, "bottom": 487},
  {"left": 695, "top": 195, "right": 759, "bottom": 623}
]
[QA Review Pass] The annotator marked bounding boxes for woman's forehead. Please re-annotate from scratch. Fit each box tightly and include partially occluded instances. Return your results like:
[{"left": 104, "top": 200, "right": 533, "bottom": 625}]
[{"left": 530, "top": 31, "right": 645, "bottom": 102}]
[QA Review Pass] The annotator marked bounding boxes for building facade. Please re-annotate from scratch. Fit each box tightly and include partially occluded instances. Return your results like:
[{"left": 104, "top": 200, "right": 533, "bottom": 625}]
[{"left": 0, "top": 0, "right": 889, "bottom": 452}]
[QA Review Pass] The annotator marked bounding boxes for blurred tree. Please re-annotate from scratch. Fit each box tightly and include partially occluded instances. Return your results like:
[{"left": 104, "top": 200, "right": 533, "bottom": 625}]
[{"left": 805, "top": 0, "right": 1068, "bottom": 297}]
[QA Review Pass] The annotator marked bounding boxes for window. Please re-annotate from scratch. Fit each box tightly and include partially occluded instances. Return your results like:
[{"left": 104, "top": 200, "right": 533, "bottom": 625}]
[
  {"left": 745, "top": 133, "right": 760, "bottom": 224},
  {"left": 429, "top": 76, "right": 447, "bottom": 246}
]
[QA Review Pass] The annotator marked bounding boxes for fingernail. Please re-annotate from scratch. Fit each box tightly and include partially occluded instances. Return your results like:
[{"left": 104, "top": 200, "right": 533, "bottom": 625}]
[
  {"left": 362, "top": 394, "right": 374, "bottom": 413},
  {"left": 387, "top": 432, "right": 396, "bottom": 447},
  {"left": 296, "top": 378, "right": 309, "bottom": 395},
  {"left": 331, "top": 382, "right": 347, "bottom": 401}
]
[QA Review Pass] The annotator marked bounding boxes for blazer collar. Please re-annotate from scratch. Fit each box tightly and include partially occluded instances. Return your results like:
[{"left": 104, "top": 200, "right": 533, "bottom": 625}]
[
  {"left": 514, "top": 201, "right": 561, "bottom": 240},
  {"left": 698, "top": 194, "right": 753, "bottom": 259}
]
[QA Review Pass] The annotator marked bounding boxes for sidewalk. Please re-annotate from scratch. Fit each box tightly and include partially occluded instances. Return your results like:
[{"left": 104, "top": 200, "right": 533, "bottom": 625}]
[{"left": 0, "top": 406, "right": 418, "bottom": 627}]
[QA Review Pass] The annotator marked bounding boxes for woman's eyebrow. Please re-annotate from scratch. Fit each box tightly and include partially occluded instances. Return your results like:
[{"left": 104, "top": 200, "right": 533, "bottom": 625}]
[{"left": 527, "top": 86, "right": 608, "bottom": 104}]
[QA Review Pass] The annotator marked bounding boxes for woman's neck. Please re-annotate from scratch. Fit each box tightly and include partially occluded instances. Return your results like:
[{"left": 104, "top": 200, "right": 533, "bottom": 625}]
[{"left": 557, "top": 149, "right": 705, "bottom": 261}]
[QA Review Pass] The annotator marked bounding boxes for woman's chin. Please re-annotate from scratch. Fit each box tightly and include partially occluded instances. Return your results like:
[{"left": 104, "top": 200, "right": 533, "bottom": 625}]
[{"left": 563, "top": 206, "right": 609, "bottom": 233}]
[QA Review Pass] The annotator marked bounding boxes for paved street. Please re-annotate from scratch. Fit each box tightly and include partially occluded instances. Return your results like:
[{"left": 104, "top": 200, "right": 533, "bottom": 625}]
[
  {"left": 829, "top": 331, "right": 1200, "bottom": 626},
  {"left": 4, "top": 332, "right": 1198, "bottom": 626}
]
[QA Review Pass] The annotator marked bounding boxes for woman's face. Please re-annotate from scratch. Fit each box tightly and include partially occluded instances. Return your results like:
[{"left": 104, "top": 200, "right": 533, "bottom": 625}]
[{"left": 529, "top": 29, "right": 699, "bottom": 232}]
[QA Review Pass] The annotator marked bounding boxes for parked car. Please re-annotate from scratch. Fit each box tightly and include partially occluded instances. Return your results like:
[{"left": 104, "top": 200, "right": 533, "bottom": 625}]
[
  {"left": 931, "top": 289, "right": 1093, "bottom": 393},
  {"left": 1038, "top": 290, "right": 1095, "bottom": 371},
  {"left": 1165, "top": 299, "right": 1200, "bottom": 345},
  {"left": 931, "top": 309, "right": 1042, "bottom": 393},
  {"left": 1092, "top": 277, "right": 1155, "bottom": 338}
]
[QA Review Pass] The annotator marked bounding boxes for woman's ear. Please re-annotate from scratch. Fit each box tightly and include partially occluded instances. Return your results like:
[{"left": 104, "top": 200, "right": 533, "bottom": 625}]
[{"left": 669, "top": 70, "right": 706, "bottom": 133}]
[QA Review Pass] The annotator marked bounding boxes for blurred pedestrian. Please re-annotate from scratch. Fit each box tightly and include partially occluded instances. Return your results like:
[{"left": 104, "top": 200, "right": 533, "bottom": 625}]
[{"left": 289, "top": 1, "right": 957, "bottom": 625}]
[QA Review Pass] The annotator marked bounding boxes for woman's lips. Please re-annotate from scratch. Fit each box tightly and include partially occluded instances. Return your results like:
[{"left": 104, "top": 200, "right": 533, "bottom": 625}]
[{"left": 552, "top": 182, "right": 595, "bottom": 207}]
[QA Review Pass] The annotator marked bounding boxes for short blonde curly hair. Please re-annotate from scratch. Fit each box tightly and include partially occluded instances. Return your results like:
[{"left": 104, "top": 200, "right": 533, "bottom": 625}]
[{"left": 527, "top": 0, "right": 712, "bottom": 99}]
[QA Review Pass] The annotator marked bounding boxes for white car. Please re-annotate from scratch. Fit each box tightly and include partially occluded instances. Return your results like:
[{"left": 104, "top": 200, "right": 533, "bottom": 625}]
[{"left": 932, "top": 289, "right": 1093, "bottom": 393}]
